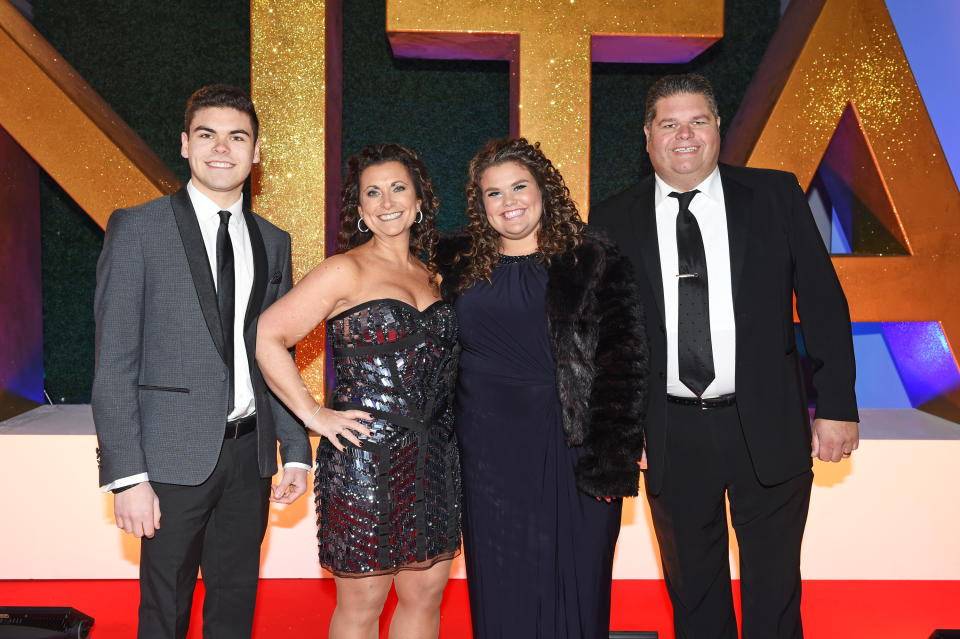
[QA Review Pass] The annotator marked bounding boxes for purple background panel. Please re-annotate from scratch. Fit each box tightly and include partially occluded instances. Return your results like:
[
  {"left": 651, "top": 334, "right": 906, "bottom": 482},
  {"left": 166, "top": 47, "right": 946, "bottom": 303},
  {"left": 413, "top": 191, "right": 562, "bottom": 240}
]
[
  {"left": 0, "top": 127, "right": 44, "bottom": 403},
  {"left": 882, "top": 321, "right": 960, "bottom": 407}
]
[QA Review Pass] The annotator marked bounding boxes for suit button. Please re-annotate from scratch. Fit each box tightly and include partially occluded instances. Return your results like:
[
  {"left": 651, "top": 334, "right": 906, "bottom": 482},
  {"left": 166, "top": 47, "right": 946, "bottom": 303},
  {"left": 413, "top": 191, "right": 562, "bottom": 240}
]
[
  {"left": 219, "top": 372, "right": 226, "bottom": 381},
  {"left": 659, "top": 372, "right": 666, "bottom": 380},
  {"left": 659, "top": 324, "right": 665, "bottom": 334}
]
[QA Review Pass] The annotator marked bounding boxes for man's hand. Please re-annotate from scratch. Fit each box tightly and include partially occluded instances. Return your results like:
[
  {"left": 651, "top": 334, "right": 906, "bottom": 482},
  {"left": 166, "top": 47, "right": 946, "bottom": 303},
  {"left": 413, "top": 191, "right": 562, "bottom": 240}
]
[
  {"left": 270, "top": 467, "right": 308, "bottom": 504},
  {"left": 114, "top": 482, "right": 161, "bottom": 538},
  {"left": 811, "top": 418, "right": 859, "bottom": 463}
]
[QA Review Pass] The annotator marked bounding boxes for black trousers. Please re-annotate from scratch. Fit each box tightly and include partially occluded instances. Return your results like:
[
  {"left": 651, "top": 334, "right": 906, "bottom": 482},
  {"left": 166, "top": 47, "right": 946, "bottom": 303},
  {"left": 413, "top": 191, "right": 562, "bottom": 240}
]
[
  {"left": 137, "top": 431, "right": 270, "bottom": 639},
  {"left": 648, "top": 402, "right": 812, "bottom": 639}
]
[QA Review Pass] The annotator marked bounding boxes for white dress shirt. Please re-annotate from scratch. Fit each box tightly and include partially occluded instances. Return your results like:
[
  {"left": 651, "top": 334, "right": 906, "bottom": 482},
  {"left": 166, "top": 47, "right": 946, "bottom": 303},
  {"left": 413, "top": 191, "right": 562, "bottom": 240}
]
[
  {"left": 188, "top": 181, "right": 256, "bottom": 420},
  {"left": 103, "top": 183, "right": 307, "bottom": 491},
  {"left": 655, "top": 167, "right": 737, "bottom": 398}
]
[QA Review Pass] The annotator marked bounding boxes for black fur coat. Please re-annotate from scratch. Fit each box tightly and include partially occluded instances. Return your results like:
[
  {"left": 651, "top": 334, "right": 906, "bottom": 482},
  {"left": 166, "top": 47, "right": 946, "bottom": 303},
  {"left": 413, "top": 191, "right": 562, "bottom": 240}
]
[{"left": 436, "top": 231, "right": 649, "bottom": 497}]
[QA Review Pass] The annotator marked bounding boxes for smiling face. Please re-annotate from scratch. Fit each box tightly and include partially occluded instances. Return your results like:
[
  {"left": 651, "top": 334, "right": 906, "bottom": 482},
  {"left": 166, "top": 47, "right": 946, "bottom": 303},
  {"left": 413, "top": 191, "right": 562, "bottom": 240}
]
[
  {"left": 644, "top": 91, "right": 721, "bottom": 192},
  {"left": 180, "top": 106, "right": 260, "bottom": 208},
  {"left": 479, "top": 161, "right": 544, "bottom": 255},
  {"left": 357, "top": 161, "right": 421, "bottom": 240}
]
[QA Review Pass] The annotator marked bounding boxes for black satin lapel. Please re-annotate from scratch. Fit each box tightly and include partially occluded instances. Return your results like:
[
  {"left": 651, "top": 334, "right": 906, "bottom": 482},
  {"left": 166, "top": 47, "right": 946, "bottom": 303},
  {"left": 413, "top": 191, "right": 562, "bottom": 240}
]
[
  {"left": 720, "top": 165, "right": 753, "bottom": 305},
  {"left": 171, "top": 189, "right": 227, "bottom": 364},
  {"left": 634, "top": 178, "right": 666, "bottom": 324},
  {"left": 243, "top": 209, "right": 268, "bottom": 331}
]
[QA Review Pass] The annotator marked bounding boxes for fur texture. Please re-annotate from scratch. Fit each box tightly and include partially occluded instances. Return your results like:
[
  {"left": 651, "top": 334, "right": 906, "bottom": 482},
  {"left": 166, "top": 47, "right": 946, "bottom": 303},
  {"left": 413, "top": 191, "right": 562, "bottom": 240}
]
[{"left": 438, "top": 231, "right": 649, "bottom": 497}]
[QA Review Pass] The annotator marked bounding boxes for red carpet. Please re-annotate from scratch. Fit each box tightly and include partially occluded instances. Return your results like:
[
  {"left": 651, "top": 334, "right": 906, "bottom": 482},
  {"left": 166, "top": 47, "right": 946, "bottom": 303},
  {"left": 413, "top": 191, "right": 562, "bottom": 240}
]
[{"left": 1, "top": 579, "right": 958, "bottom": 637}]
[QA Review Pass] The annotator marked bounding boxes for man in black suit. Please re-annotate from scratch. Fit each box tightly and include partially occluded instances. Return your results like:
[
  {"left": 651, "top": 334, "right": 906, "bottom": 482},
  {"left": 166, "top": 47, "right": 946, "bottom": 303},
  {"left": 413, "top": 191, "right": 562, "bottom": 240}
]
[
  {"left": 93, "top": 85, "right": 312, "bottom": 638},
  {"left": 590, "top": 74, "right": 859, "bottom": 638}
]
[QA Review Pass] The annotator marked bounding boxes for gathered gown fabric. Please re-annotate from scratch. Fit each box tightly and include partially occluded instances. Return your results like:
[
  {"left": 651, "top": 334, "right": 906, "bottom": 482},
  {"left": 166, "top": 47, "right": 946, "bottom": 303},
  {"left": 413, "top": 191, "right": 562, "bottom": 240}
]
[
  {"left": 315, "top": 298, "right": 461, "bottom": 576},
  {"left": 455, "top": 254, "right": 623, "bottom": 638}
]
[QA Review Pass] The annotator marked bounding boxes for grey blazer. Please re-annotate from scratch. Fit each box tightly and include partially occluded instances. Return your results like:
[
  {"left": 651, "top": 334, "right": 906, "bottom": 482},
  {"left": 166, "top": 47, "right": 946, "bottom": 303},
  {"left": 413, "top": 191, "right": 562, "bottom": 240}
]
[{"left": 92, "top": 188, "right": 311, "bottom": 486}]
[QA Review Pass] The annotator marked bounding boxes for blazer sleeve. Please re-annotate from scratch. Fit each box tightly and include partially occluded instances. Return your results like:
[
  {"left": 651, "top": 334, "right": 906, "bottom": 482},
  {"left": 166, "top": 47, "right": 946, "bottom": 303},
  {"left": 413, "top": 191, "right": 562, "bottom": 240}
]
[
  {"left": 575, "top": 242, "right": 649, "bottom": 497},
  {"left": 271, "top": 232, "right": 312, "bottom": 467},
  {"left": 91, "top": 209, "right": 149, "bottom": 486},
  {"left": 785, "top": 173, "right": 859, "bottom": 422}
]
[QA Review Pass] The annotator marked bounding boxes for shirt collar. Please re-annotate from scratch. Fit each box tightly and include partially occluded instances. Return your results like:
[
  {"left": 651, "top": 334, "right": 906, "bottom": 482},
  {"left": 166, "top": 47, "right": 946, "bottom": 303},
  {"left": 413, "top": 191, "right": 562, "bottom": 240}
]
[
  {"left": 653, "top": 165, "right": 722, "bottom": 208},
  {"left": 186, "top": 180, "right": 244, "bottom": 224}
]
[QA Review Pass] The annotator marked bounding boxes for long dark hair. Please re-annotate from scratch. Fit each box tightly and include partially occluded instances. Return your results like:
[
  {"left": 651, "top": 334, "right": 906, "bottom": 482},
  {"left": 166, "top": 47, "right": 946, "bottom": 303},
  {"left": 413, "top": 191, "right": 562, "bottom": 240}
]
[
  {"left": 450, "top": 137, "right": 584, "bottom": 293},
  {"left": 337, "top": 144, "right": 439, "bottom": 264}
]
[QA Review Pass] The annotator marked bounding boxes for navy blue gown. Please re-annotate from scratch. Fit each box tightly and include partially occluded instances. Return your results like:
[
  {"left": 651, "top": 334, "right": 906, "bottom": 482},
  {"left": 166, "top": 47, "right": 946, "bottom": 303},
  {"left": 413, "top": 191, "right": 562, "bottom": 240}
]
[{"left": 455, "top": 254, "right": 623, "bottom": 639}]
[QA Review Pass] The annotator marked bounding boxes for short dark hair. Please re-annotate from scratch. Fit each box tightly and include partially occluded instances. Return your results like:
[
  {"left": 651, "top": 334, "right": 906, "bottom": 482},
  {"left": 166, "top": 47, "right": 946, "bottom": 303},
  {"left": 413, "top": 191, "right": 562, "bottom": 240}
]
[
  {"left": 644, "top": 73, "right": 719, "bottom": 128},
  {"left": 184, "top": 84, "right": 259, "bottom": 140}
]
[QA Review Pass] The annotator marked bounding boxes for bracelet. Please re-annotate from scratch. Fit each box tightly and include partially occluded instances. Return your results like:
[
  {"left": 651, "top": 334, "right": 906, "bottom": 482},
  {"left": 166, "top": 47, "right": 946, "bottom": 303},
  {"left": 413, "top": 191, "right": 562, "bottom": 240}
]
[{"left": 304, "top": 404, "right": 322, "bottom": 429}]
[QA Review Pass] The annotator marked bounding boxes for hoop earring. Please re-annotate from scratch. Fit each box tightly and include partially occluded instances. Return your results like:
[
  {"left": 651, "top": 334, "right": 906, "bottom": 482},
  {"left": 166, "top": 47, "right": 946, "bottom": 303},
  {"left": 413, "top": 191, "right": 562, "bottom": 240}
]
[
  {"left": 357, "top": 217, "right": 370, "bottom": 233},
  {"left": 415, "top": 208, "right": 423, "bottom": 224}
]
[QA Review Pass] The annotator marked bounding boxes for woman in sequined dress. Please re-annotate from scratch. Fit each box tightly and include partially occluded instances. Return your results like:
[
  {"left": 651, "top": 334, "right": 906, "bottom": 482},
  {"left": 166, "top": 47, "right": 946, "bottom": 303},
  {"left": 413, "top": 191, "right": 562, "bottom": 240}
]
[
  {"left": 435, "top": 138, "right": 648, "bottom": 638},
  {"left": 256, "top": 144, "right": 460, "bottom": 639}
]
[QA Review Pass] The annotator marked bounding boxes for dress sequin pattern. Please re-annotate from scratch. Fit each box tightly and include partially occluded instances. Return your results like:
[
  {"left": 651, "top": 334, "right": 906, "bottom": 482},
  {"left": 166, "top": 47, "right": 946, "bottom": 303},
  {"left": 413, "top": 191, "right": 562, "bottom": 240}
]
[{"left": 317, "top": 299, "right": 461, "bottom": 576}]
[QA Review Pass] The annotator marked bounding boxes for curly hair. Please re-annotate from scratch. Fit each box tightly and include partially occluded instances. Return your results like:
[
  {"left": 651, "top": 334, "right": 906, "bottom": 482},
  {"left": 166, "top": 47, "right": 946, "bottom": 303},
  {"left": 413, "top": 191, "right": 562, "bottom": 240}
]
[
  {"left": 450, "top": 137, "right": 585, "bottom": 293},
  {"left": 337, "top": 143, "right": 439, "bottom": 265}
]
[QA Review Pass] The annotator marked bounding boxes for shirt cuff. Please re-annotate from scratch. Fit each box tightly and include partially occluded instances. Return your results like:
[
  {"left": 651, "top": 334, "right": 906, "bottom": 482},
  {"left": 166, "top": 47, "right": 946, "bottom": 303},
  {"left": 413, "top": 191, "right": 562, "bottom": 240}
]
[
  {"left": 283, "top": 462, "right": 311, "bottom": 471},
  {"left": 101, "top": 472, "right": 149, "bottom": 493}
]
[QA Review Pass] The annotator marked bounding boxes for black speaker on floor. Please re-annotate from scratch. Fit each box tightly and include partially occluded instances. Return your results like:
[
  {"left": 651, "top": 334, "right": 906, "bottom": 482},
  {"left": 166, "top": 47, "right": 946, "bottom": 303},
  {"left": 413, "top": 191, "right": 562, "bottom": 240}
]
[
  {"left": 929, "top": 631, "right": 960, "bottom": 638},
  {"left": 0, "top": 608, "right": 94, "bottom": 638},
  {"left": 610, "top": 632, "right": 657, "bottom": 638}
]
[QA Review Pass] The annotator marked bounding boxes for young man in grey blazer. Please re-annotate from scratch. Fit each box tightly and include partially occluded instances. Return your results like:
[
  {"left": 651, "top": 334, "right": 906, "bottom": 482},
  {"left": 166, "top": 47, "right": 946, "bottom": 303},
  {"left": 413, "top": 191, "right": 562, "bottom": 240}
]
[
  {"left": 591, "top": 74, "right": 859, "bottom": 638},
  {"left": 92, "top": 84, "right": 312, "bottom": 639}
]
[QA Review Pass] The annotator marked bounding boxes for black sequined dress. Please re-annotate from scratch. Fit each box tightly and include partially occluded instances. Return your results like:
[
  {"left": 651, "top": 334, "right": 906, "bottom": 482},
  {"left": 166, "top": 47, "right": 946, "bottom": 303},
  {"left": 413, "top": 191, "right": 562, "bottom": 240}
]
[{"left": 316, "top": 298, "right": 461, "bottom": 576}]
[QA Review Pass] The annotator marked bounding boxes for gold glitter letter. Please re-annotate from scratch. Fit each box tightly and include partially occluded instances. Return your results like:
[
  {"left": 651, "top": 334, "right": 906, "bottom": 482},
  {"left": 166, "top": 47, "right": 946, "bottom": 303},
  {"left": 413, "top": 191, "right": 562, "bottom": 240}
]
[
  {"left": 723, "top": 0, "right": 960, "bottom": 419},
  {"left": 252, "top": 0, "right": 341, "bottom": 398},
  {"left": 386, "top": 0, "right": 723, "bottom": 213},
  {"left": 0, "top": 2, "right": 179, "bottom": 228}
]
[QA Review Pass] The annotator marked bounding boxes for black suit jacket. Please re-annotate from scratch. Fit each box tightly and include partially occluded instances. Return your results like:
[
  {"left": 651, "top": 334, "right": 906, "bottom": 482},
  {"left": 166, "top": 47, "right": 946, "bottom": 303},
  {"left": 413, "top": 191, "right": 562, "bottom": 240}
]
[{"left": 590, "top": 163, "right": 858, "bottom": 494}]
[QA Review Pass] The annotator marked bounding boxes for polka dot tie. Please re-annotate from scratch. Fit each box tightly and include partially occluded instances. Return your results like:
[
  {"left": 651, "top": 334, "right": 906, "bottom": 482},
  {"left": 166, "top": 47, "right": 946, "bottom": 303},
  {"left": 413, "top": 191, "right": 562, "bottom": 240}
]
[{"left": 671, "top": 190, "right": 715, "bottom": 397}]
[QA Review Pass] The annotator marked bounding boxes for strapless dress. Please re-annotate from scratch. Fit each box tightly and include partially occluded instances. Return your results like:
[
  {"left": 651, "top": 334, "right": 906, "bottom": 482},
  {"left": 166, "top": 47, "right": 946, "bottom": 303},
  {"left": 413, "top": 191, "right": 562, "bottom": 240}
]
[{"left": 315, "top": 298, "right": 461, "bottom": 576}]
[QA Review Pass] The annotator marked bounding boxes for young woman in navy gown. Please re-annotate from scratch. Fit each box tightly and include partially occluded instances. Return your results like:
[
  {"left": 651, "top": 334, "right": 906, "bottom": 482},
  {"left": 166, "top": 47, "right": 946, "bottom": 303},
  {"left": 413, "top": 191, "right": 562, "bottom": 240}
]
[
  {"left": 257, "top": 144, "right": 460, "bottom": 639},
  {"left": 436, "top": 138, "right": 649, "bottom": 638}
]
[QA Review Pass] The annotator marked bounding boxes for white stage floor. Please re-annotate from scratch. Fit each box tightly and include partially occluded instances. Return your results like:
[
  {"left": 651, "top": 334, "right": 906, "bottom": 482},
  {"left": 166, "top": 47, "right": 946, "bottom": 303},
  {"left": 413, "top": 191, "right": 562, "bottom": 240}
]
[{"left": 2, "top": 405, "right": 958, "bottom": 580}]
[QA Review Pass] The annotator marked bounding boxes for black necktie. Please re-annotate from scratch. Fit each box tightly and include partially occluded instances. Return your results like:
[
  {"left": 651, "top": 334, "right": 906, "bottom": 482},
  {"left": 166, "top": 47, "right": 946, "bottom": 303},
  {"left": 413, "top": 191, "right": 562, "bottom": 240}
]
[
  {"left": 671, "top": 190, "right": 715, "bottom": 397},
  {"left": 217, "top": 210, "right": 235, "bottom": 412}
]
